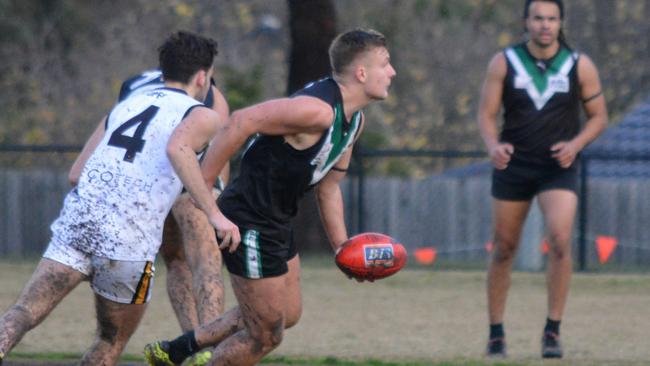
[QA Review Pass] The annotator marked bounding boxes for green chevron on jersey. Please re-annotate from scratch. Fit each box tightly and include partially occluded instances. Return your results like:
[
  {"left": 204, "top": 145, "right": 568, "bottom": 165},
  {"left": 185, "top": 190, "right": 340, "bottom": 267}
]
[
  {"left": 310, "top": 104, "right": 360, "bottom": 184},
  {"left": 505, "top": 45, "right": 576, "bottom": 110}
]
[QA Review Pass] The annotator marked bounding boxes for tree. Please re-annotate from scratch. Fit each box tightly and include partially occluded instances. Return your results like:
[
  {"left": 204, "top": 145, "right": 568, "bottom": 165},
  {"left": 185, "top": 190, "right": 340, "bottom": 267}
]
[
  {"left": 286, "top": 0, "right": 338, "bottom": 252},
  {"left": 286, "top": 0, "right": 337, "bottom": 95}
]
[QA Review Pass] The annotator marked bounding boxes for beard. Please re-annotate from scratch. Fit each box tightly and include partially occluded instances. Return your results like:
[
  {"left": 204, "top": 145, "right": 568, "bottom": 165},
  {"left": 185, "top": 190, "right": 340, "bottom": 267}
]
[{"left": 530, "top": 33, "right": 557, "bottom": 49}]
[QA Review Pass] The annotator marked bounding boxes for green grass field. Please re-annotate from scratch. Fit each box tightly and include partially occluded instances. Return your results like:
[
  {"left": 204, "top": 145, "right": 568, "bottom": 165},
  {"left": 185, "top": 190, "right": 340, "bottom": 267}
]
[{"left": 1, "top": 257, "right": 649, "bottom": 366}]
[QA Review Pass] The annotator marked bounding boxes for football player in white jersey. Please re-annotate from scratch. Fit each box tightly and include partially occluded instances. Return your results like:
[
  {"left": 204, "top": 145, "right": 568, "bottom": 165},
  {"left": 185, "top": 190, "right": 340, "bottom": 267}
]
[
  {"left": 69, "top": 68, "right": 230, "bottom": 341},
  {"left": 0, "top": 31, "right": 229, "bottom": 366}
]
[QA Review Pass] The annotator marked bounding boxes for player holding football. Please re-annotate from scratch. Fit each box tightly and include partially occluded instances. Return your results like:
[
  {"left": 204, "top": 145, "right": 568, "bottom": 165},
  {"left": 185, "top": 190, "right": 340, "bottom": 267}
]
[
  {"left": 0, "top": 31, "right": 227, "bottom": 366},
  {"left": 70, "top": 68, "right": 230, "bottom": 331},
  {"left": 144, "top": 28, "right": 396, "bottom": 366},
  {"left": 478, "top": 0, "right": 607, "bottom": 358}
]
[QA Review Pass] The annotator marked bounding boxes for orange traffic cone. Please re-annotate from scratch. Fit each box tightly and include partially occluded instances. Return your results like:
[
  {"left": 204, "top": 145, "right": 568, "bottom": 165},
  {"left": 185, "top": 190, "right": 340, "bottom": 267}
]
[
  {"left": 414, "top": 247, "right": 437, "bottom": 265},
  {"left": 595, "top": 236, "right": 618, "bottom": 264}
]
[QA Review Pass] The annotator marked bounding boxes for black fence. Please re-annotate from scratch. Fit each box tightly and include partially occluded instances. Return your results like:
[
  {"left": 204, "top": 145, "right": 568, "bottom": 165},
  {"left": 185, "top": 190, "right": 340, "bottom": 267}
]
[
  {"left": 352, "top": 147, "right": 650, "bottom": 272},
  {"left": 2, "top": 144, "right": 650, "bottom": 272}
]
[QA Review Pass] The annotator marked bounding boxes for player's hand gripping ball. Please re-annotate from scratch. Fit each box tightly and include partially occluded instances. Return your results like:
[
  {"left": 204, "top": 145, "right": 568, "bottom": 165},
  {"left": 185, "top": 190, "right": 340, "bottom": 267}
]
[{"left": 335, "top": 232, "right": 407, "bottom": 281}]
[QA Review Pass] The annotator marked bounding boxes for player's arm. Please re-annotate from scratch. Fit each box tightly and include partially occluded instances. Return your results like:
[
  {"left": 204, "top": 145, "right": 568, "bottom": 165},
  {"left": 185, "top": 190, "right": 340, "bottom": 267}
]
[
  {"left": 201, "top": 96, "right": 333, "bottom": 188},
  {"left": 210, "top": 85, "right": 231, "bottom": 186},
  {"left": 316, "top": 114, "right": 365, "bottom": 253},
  {"left": 316, "top": 148, "right": 353, "bottom": 254},
  {"left": 551, "top": 54, "right": 608, "bottom": 168},
  {"left": 477, "top": 52, "right": 512, "bottom": 170},
  {"left": 167, "top": 107, "right": 240, "bottom": 249},
  {"left": 68, "top": 115, "right": 107, "bottom": 186}
]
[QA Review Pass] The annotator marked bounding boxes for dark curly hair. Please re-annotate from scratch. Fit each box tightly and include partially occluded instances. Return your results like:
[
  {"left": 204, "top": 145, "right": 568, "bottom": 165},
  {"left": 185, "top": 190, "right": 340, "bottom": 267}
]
[{"left": 158, "top": 31, "right": 218, "bottom": 84}]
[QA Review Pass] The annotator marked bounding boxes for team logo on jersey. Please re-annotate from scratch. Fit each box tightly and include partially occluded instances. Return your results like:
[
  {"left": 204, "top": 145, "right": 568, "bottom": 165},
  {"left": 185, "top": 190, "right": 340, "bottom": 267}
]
[
  {"left": 364, "top": 244, "right": 395, "bottom": 268},
  {"left": 506, "top": 47, "right": 576, "bottom": 110},
  {"left": 146, "top": 91, "right": 166, "bottom": 99},
  {"left": 548, "top": 75, "right": 569, "bottom": 92}
]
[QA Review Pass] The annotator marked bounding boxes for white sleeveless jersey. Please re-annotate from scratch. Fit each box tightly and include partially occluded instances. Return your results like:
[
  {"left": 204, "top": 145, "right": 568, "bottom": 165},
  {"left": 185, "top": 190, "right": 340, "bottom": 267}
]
[{"left": 50, "top": 88, "right": 202, "bottom": 261}]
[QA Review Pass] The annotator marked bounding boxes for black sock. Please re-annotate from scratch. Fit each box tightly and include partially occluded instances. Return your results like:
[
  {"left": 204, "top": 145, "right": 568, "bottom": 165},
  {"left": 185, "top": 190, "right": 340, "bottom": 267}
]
[
  {"left": 167, "top": 331, "right": 201, "bottom": 363},
  {"left": 489, "top": 323, "right": 505, "bottom": 339},
  {"left": 544, "top": 318, "right": 561, "bottom": 335}
]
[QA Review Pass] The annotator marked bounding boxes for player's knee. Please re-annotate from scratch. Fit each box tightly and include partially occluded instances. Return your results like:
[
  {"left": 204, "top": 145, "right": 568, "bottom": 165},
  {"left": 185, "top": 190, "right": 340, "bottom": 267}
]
[
  {"left": 284, "top": 305, "right": 302, "bottom": 329},
  {"left": 249, "top": 317, "right": 285, "bottom": 354},
  {"left": 269, "top": 317, "right": 285, "bottom": 347},
  {"left": 492, "top": 238, "right": 518, "bottom": 263},
  {"left": 97, "top": 328, "right": 119, "bottom": 345},
  {"left": 263, "top": 318, "right": 285, "bottom": 350},
  {"left": 9, "top": 303, "right": 36, "bottom": 327},
  {"left": 96, "top": 317, "right": 120, "bottom": 345},
  {"left": 547, "top": 234, "right": 571, "bottom": 260},
  {"left": 547, "top": 231, "right": 571, "bottom": 247}
]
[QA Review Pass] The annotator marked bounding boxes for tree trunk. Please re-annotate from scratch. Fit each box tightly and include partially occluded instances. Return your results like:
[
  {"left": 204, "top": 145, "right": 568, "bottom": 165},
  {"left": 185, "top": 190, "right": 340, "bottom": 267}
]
[
  {"left": 287, "top": 0, "right": 337, "bottom": 252},
  {"left": 286, "top": 0, "right": 337, "bottom": 95}
]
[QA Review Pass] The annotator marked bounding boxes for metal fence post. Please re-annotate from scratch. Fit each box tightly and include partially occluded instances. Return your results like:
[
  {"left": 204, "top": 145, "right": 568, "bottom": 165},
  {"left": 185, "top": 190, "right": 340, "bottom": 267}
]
[{"left": 578, "top": 157, "right": 589, "bottom": 271}]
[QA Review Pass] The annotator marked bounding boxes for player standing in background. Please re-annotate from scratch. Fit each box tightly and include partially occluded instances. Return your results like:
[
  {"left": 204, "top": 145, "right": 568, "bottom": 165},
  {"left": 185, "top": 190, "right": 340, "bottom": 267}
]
[
  {"left": 478, "top": 0, "right": 607, "bottom": 358},
  {"left": 144, "top": 28, "right": 396, "bottom": 366},
  {"left": 0, "top": 31, "right": 225, "bottom": 366},
  {"left": 70, "top": 67, "right": 230, "bottom": 334}
]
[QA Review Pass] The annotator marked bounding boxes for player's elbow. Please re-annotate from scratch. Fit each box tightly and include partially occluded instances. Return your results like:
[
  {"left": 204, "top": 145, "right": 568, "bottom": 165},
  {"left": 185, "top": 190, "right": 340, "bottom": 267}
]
[
  {"left": 68, "top": 174, "right": 79, "bottom": 187},
  {"left": 588, "top": 110, "right": 608, "bottom": 137},
  {"left": 316, "top": 179, "right": 339, "bottom": 201},
  {"left": 165, "top": 138, "right": 184, "bottom": 165},
  {"left": 227, "top": 110, "right": 258, "bottom": 137},
  {"left": 67, "top": 164, "right": 81, "bottom": 186}
]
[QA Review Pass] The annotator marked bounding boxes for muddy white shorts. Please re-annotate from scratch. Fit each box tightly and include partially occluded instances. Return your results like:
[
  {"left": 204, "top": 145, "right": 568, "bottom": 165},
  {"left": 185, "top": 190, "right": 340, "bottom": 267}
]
[{"left": 43, "top": 239, "right": 155, "bottom": 304}]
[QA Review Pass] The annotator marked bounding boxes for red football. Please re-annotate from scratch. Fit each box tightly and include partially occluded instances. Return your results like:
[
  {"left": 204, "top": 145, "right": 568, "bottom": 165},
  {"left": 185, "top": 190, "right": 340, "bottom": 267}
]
[{"left": 335, "top": 232, "right": 407, "bottom": 281}]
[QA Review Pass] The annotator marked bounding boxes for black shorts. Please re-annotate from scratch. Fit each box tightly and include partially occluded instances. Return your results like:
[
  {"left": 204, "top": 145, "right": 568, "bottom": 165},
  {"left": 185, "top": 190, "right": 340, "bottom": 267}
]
[
  {"left": 491, "top": 160, "right": 579, "bottom": 201},
  {"left": 221, "top": 226, "right": 298, "bottom": 279}
]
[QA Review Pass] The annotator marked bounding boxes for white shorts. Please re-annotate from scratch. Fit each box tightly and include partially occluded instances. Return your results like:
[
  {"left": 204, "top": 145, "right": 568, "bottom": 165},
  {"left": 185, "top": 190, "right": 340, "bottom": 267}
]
[{"left": 43, "top": 239, "right": 155, "bottom": 304}]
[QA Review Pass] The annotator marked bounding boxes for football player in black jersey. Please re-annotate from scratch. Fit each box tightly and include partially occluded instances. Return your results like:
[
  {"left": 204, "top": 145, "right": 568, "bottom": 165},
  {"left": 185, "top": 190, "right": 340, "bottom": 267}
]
[
  {"left": 144, "top": 28, "right": 396, "bottom": 366},
  {"left": 478, "top": 0, "right": 607, "bottom": 359}
]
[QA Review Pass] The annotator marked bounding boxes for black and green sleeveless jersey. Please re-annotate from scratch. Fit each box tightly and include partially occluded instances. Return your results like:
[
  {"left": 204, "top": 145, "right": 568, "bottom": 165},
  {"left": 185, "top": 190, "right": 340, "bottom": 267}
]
[
  {"left": 501, "top": 43, "right": 581, "bottom": 165},
  {"left": 218, "top": 77, "right": 362, "bottom": 240}
]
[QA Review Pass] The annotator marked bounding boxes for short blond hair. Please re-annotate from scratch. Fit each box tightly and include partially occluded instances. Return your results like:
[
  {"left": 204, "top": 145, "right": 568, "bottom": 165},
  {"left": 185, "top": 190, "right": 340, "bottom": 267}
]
[{"left": 329, "top": 28, "right": 387, "bottom": 76}]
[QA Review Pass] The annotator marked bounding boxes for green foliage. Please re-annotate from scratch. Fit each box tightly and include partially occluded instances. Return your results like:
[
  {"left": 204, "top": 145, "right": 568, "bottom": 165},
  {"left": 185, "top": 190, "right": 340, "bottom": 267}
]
[
  {"left": 437, "top": 0, "right": 474, "bottom": 19},
  {"left": 385, "top": 158, "right": 414, "bottom": 177},
  {"left": 222, "top": 65, "right": 264, "bottom": 111},
  {"left": 413, "top": 0, "right": 431, "bottom": 16},
  {"left": 360, "top": 129, "right": 389, "bottom": 150},
  {"left": 0, "top": 0, "right": 648, "bottom": 172},
  {"left": 0, "top": 0, "right": 95, "bottom": 53}
]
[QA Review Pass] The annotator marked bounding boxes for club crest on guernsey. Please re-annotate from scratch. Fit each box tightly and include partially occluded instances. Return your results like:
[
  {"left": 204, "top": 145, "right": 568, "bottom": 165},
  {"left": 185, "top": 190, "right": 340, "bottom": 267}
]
[{"left": 363, "top": 244, "right": 395, "bottom": 268}]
